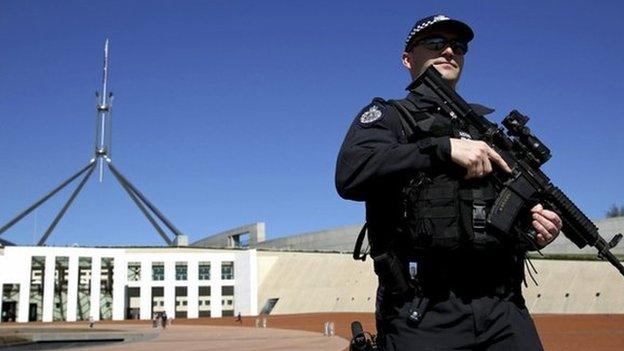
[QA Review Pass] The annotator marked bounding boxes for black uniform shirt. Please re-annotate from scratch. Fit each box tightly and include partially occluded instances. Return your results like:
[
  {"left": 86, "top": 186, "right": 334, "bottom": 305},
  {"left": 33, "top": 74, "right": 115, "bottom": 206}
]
[
  {"left": 335, "top": 85, "right": 453, "bottom": 202},
  {"left": 335, "top": 83, "right": 493, "bottom": 253}
]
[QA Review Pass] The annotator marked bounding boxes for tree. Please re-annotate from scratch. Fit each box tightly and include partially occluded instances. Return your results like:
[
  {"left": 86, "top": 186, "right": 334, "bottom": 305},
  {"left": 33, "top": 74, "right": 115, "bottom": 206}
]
[{"left": 606, "top": 204, "right": 624, "bottom": 218}]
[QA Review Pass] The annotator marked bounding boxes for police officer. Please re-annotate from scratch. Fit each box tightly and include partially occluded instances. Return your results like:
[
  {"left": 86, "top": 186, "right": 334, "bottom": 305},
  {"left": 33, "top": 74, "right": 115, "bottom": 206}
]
[{"left": 336, "top": 14, "right": 562, "bottom": 350}]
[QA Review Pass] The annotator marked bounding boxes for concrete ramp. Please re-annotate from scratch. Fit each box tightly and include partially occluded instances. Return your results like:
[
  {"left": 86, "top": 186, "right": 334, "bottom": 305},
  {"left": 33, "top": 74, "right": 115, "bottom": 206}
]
[
  {"left": 524, "top": 259, "right": 624, "bottom": 313},
  {"left": 257, "top": 251, "right": 624, "bottom": 315},
  {"left": 258, "top": 251, "right": 377, "bottom": 314}
]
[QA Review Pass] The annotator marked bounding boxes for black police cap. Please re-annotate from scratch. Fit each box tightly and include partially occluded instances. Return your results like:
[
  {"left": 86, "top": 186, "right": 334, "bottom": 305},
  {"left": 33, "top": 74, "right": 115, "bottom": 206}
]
[{"left": 404, "top": 14, "right": 474, "bottom": 52}]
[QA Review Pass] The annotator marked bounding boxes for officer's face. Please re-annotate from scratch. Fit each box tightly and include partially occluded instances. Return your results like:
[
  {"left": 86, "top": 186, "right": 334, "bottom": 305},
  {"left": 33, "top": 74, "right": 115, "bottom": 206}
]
[{"left": 402, "top": 30, "right": 465, "bottom": 89}]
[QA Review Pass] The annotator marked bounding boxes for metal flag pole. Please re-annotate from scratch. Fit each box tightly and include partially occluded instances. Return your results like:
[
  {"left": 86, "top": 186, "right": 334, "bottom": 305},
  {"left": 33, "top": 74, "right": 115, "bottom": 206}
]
[
  {"left": 2, "top": 39, "right": 186, "bottom": 246},
  {"left": 95, "top": 38, "right": 113, "bottom": 182},
  {"left": 106, "top": 157, "right": 173, "bottom": 245},
  {"left": 0, "top": 160, "right": 96, "bottom": 236},
  {"left": 37, "top": 163, "right": 96, "bottom": 246},
  {"left": 106, "top": 160, "right": 184, "bottom": 239}
]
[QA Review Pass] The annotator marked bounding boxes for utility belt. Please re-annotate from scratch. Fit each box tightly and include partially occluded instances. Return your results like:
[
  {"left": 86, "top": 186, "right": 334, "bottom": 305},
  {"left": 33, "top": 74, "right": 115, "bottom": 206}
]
[
  {"left": 371, "top": 247, "right": 522, "bottom": 326},
  {"left": 372, "top": 248, "right": 520, "bottom": 297}
]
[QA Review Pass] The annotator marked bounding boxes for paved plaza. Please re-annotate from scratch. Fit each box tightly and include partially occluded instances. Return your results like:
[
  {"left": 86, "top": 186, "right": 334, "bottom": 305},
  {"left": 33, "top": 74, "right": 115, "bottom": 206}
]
[
  {"left": 3, "top": 313, "right": 624, "bottom": 351},
  {"left": 0, "top": 323, "right": 348, "bottom": 351}
]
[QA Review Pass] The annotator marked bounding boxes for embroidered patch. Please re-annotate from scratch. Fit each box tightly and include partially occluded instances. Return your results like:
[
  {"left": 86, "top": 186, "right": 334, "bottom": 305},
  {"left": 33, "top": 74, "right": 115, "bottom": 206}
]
[{"left": 359, "top": 105, "right": 383, "bottom": 124}]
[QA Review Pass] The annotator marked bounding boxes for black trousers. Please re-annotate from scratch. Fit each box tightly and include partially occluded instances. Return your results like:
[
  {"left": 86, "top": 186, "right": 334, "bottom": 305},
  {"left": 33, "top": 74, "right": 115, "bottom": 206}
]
[{"left": 376, "top": 286, "right": 543, "bottom": 351}]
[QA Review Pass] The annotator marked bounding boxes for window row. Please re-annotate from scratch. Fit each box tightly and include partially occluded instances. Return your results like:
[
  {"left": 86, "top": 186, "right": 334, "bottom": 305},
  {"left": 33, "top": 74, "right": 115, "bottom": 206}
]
[{"left": 127, "top": 261, "right": 234, "bottom": 282}]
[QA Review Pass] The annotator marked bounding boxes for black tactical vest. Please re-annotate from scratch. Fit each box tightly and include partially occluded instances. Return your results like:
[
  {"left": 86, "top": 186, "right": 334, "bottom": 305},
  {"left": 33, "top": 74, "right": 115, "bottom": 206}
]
[{"left": 388, "top": 98, "right": 504, "bottom": 252}]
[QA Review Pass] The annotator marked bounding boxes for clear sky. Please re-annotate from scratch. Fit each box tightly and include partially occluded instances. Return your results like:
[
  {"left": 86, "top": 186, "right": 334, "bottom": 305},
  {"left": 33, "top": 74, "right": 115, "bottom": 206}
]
[{"left": 1, "top": 0, "right": 623, "bottom": 246}]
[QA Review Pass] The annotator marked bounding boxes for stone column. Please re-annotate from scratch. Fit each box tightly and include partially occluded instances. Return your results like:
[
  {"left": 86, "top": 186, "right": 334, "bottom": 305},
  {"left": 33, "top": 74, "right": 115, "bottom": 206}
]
[
  {"left": 65, "top": 255, "right": 79, "bottom": 322},
  {"left": 211, "top": 260, "right": 222, "bottom": 318},
  {"left": 112, "top": 255, "right": 125, "bottom": 320},
  {"left": 140, "top": 259, "right": 152, "bottom": 320},
  {"left": 90, "top": 255, "right": 101, "bottom": 321},
  {"left": 164, "top": 259, "right": 175, "bottom": 318},
  {"left": 42, "top": 255, "right": 55, "bottom": 322},
  {"left": 187, "top": 258, "right": 199, "bottom": 319}
]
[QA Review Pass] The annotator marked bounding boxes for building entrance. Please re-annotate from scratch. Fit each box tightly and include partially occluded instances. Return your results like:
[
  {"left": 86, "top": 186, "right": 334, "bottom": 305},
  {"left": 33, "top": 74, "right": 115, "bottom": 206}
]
[
  {"left": 1, "top": 301, "right": 16, "bottom": 322},
  {"left": 29, "top": 303, "right": 38, "bottom": 322},
  {"left": 126, "top": 287, "right": 140, "bottom": 319},
  {"left": 2, "top": 284, "right": 20, "bottom": 322}
]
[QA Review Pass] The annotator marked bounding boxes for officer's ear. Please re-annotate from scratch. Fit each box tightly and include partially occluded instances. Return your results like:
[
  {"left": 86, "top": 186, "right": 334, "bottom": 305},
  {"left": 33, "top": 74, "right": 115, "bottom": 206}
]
[{"left": 401, "top": 52, "right": 412, "bottom": 70}]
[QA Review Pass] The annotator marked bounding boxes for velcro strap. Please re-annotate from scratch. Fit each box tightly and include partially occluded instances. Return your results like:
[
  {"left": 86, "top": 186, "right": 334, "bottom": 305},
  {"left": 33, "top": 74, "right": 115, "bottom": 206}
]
[
  {"left": 419, "top": 186, "right": 455, "bottom": 199},
  {"left": 458, "top": 187, "right": 496, "bottom": 200},
  {"left": 419, "top": 206, "right": 457, "bottom": 218}
]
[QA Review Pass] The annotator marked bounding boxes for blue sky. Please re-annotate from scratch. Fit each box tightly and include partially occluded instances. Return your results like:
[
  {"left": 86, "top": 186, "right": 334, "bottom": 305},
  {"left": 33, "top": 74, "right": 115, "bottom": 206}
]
[{"left": 1, "top": 1, "right": 623, "bottom": 246}]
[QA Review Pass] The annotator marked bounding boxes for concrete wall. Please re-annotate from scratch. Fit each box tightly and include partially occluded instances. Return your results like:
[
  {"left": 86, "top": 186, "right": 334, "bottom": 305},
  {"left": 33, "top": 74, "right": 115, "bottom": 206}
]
[
  {"left": 3, "top": 236, "right": 624, "bottom": 324},
  {"left": 524, "top": 259, "right": 624, "bottom": 313},
  {"left": 193, "top": 223, "right": 266, "bottom": 248},
  {"left": 195, "top": 217, "right": 624, "bottom": 255},
  {"left": 256, "top": 251, "right": 624, "bottom": 315},
  {"left": 258, "top": 225, "right": 362, "bottom": 252},
  {"left": 541, "top": 216, "right": 624, "bottom": 255},
  {"left": 257, "top": 251, "right": 376, "bottom": 314}
]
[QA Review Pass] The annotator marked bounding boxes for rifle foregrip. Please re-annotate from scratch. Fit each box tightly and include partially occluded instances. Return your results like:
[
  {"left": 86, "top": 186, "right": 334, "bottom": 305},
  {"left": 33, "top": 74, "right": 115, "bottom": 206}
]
[{"left": 548, "top": 186, "right": 598, "bottom": 248}]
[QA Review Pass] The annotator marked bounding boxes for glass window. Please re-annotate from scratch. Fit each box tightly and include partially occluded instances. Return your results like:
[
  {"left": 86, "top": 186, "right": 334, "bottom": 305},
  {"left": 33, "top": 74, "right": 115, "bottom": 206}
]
[
  {"left": 175, "top": 262, "right": 187, "bottom": 281},
  {"left": 221, "top": 261, "right": 234, "bottom": 280},
  {"left": 198, "top": 262, "right": 211, "bottom": 280},
  {"left": 54, "top": 257, "right": 69, "bottom": 321},
  {"left": 152, "top": 262, "right": 164, "bottom": 281},
  {"left": 127, "top": 262, "right": 141, "bottom": 281},
  {"left": 77, "top": 257, "right": 92, "bottom": 321},
  {"left": 29, "top": 256, "right": 46, "bottom": 322},
  {"left": 100, "top": 257, "right": 115, "bottom": 320}
]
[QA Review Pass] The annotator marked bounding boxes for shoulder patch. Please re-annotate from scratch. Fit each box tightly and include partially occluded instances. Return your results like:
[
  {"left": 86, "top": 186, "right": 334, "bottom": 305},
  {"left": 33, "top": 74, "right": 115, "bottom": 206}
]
[{"left": 358, "top": 104, "right": 384, "bottom": 125}]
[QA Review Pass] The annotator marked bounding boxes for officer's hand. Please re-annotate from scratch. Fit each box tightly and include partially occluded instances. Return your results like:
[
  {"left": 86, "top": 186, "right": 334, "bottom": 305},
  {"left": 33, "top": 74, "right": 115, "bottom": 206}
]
[
  {"left": 531, "top": 204, "right": 562, "bottom": 246},
  {"left": 449, "top": 138, "right": 512, "bottom": 179}
]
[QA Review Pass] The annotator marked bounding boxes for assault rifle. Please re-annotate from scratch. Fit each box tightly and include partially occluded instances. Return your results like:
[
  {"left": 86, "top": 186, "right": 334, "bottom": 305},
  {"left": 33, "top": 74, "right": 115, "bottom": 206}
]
[{"left": 412, "top": 66, "right": 624, "bottom": 277}]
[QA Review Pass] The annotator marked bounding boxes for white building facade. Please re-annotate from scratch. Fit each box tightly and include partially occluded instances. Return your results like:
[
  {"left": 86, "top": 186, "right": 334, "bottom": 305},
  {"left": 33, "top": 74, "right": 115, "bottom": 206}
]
[{"left": 0, "top": 246, "right": 257, "bottom": 323}]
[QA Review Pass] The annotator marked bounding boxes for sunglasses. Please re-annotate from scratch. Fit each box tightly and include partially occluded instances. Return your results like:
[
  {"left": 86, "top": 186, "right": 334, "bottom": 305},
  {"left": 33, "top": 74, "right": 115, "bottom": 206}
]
[{"left": 415, "top": 37, "right": 469, "bottom": 55}]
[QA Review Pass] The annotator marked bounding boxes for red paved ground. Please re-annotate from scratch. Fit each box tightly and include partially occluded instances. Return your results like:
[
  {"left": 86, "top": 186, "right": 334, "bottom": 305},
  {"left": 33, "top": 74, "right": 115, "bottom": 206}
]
[
  {"left": 6, "top": 313, "right": 623, "bottom": 350},
  {"left": 534, "top": 314, "right": 624, "bottom": 351},
  {"left": 174, "top": 313, "right": 624, "bottom": 351}
]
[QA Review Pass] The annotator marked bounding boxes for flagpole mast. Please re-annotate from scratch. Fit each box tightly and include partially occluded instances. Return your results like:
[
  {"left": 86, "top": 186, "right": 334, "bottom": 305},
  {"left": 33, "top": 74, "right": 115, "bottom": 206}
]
[
  {"left": 1, "top": 38, "right": 185, "bottom": 246},
  {"left": 95, "top": 38, "right": 113, "bottom": 182}
]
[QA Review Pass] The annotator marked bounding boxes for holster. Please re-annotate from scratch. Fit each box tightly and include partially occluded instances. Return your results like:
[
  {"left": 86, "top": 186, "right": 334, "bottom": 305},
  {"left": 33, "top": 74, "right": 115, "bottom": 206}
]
[{"left": 372, "top": 251, "right": 410, "bottom": 296}]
